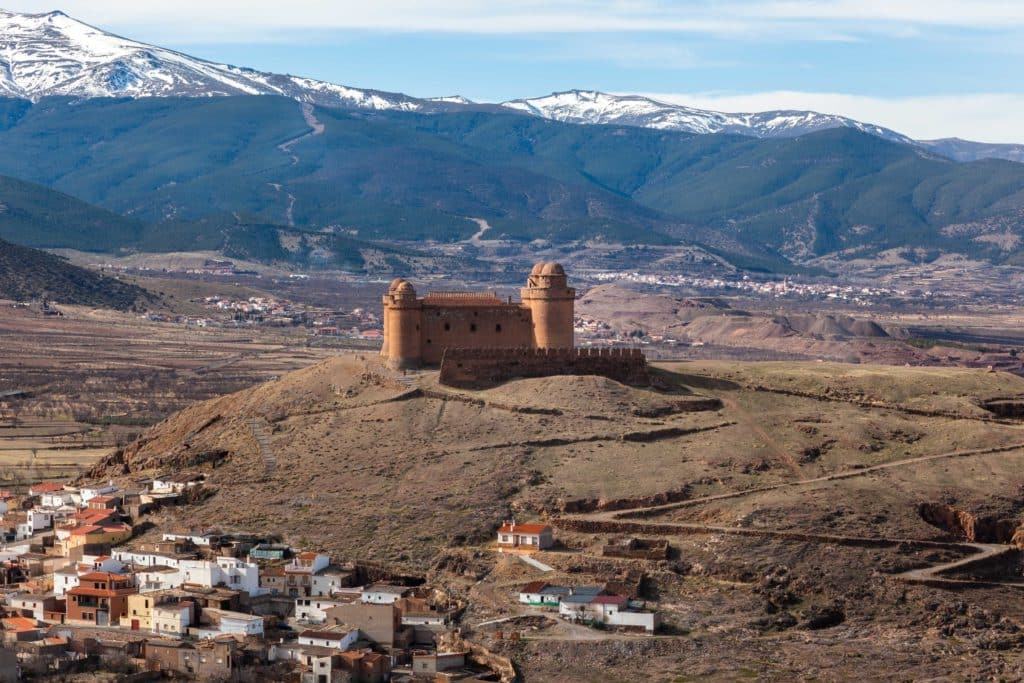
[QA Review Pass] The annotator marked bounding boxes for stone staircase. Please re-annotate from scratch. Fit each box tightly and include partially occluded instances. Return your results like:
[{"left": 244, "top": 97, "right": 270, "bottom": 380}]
[{"left": 247, "top": 417, "right": 277, "bottom": 475}]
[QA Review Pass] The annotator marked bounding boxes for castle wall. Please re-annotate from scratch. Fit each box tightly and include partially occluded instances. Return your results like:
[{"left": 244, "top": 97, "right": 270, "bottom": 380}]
[
  {"left": 419, "top": 304, "right": 534, "bottom": 365},
  {"left": 439, "top": 347, "right": 650, "bottom": 388},
  {"left": 383, "top": 302, "right": 423, "bottom": 370}
]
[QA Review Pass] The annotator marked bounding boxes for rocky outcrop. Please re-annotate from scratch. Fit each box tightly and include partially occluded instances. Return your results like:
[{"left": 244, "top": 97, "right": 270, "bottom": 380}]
[{"left": 918, "top": 502, "right": 1024, "bottom": 546}]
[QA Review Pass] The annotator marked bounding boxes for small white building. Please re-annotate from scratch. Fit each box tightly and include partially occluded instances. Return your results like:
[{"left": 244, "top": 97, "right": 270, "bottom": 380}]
[
  {"left": 361, "top": 584, "right": 412, "bottom": 605},
  {"left": 153, "top": 601, "right": 193, "bottom": 638},
  {"left": 497, "top": 521, "right": 554, "bottom": 550},
  {"left": 295, "top": 596, "right": 353, "bottom": 624},
  {"left": 53, "top": 568, "right": 80, "bottom": 597},
  {"left": 193, "top": 608, "right": 264, "bottom": 638},
  {"left": 40, "top": 490, "right": 80, "bottom": 509},
  {"left": 79, "top": 482, "right": 119, "bottom": 505},
  {"left": 178, "top": 557, "right": 261, "bottom": 596},
  {"left": 161, "top": 529, "right": 218, "bottom": 546},
  {"left": 151, "top": 473, "right": 205, "bottom": 494},
  {"left": 113, "top": 549, "right": 194, "bottom": 569},
  {"left": 136, "top": 565, "right": 182, "bottom": 593},
  {"left": 298, "top": 626, "right": 359, "bottom": 651},
  {"left": 285, "top": 552, "right": 331, "bottom": 575},
  {"left": 310, "top": 567, "right": 355, "bottom": 597}
]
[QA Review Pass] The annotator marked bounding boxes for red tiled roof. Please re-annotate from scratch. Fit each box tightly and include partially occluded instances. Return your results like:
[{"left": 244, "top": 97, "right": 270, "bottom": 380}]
[
  {"left": 498, "top": 522, "right": 550, "bottom": 535},
  {"left": 520, "top": 581, "right": 548, "bottom": 593},
  {"left": 70, "top": 525, "right": 101, "bottom": 536},
  {"left": 69, "top": 587, "right": 135, "bottom": 597},
  {"left": 78, "top": 571, "right": 127, "bottom": 582},
  {"left": 2, "top": 617, "right": 39, "bottom": 632},
  {"left": 30, "top": 482, "right": 65, "bottom": 494},
  {"left": 591, "top": 595, "right": 628, "bottom": 605},
  {"left": 297, "top": 552, "right": 319, "bottom": 560}
]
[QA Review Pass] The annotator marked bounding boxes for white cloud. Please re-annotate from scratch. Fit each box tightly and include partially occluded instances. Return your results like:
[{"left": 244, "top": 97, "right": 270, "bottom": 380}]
[
  {"left": 5, "top": 0, "right": 1024, "bottom": 39},
  {"left": 631, "top": 91, "right": 1024, "bottom": 143}
]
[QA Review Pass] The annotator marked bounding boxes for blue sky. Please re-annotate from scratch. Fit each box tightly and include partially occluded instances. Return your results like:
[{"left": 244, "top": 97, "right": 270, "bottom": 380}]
[{"left": 6, "top": 1, "right": 1024, "bottom": 141}]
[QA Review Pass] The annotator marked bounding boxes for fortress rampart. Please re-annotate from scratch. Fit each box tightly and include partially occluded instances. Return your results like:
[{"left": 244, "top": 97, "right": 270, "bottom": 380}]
[{"left": 438, "top": 346, "right": 650, "bottom": 388}]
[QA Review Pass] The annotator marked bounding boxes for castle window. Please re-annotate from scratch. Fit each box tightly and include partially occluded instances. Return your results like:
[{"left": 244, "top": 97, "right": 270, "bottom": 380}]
[
  {"left": 495, "top": 324, "right": 502, "bottom": 333},
  {"left": 470, "top": 324, "right": 477, "bottom": 333},
  {"left": 426, "top": 339, "right": 432, "bottom": 344},
  {"left": 444, "top": 323, "right": 450, "bottom": 331}
]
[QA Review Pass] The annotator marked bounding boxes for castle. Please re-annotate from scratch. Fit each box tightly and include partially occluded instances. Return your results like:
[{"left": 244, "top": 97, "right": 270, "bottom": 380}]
[
  {"left": 381, "top": 263, "right": 650, "bottom": 387},
  {"left": 381, "top": 262, "right": 576, "bottom": 369}
]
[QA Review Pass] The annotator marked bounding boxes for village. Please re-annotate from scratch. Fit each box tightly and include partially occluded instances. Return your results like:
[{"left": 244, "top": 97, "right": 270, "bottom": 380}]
[{"left": 0, "top": 474, "right": 663, "bottom": 681}]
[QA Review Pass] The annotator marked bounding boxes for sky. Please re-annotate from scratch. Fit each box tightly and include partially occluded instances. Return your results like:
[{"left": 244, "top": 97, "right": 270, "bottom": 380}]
[{"left": 5, "top": 0, "right": 1024, "bottom": 142}]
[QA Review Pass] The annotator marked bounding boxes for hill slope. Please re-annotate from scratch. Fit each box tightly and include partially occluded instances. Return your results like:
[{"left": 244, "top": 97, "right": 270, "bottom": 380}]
[
  {"left": 0, "top": 237, "right": 156, "bottom": 309},
  {"left": 0, "top": 173, "right": 143, "bottom": 251},
  {"left": 2, "top": 98, "right": 1024, "bottom": 265}
]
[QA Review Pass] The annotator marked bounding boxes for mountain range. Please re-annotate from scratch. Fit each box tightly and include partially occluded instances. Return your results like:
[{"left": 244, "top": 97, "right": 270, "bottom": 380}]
[
  {"left": 0, "top": 8, "right": 1020, "bottom": 162},
  {"left": 2, "top": 8, "right": 1024, "bottom": 274}
]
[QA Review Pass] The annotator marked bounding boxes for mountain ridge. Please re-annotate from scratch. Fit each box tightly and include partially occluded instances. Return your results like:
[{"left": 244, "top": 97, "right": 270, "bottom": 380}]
[{"left": 0, "top": 8, "right": 1020, "bottom": 161}]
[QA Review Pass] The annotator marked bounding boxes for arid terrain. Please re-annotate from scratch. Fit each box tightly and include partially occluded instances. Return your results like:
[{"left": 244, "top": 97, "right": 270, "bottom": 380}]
[
  {"left": 0, "top": 302, "right": 334, "bottom": 489},
  {"left": 81, "top": 353, "right": 1024, "bottom": 681}
]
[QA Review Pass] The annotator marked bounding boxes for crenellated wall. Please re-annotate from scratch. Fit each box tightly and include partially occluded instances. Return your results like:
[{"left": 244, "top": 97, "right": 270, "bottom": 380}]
[{"left": 439, "top": 347, "right": 650, "bottom": 388}]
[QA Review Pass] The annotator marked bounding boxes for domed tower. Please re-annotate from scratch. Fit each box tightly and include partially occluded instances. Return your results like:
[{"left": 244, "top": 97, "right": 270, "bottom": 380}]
[
  {"left": 522, "top": 262, "right": 575, "bottom": 349},
  {"left": 381, "top": 278, "right": 423, "bottom": 369}
]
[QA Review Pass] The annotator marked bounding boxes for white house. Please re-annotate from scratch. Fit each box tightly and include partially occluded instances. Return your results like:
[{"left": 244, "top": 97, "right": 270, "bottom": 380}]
[
  {"left": 192, "top": 608, "right": 264, "bottom": 638},
  {"left": 153, "top": 601, "right": 193, "bottom": 638},
  {"left": 298, "top": 626, "right": 359, "bottom": 651},
  {"left": 6, "top": 593, "right": 54, "bottom": 621},
  {"left": 559, "top": 594, "right": 659, "bottom": 633},
  {"left": 161, "top": 529, "right": 218, "bottom": 546},
  {"left": 497, "top": 521, "right": 553, "bottom": 550},
  {"left": 285, "top": 552, "right": 330, "bottom": 575},
  {"left": 79, "top": 482, "right": 119, "bottom": 505},
  {"left": 40, "top": 490, "right": 79, "bottom": 509},
  {"left": 294, "top": 596, "right": 352, "bottom": 624},
  {"left": 81, "top": 554, "right": 128, "bottom": 574},
  {"left": 310, "top": 566, "right": 355, "bottom": 597},
  {"left": 136, "top": 566, "right": 182, "bottom": 593},
  {"left": 361, "top": 584, "right": 412, "bottom": 605},
  {"left": 53, "top": 568, "right": 80, "bottom": 597},
  {"left": 113, "top": 549, "right": 194, "bottom": 569},
  {"left": 178, "top": 558, "right": 261, "bottom": 596},
  {"left": 151, "top": 473, "right": 205, "bottom": 494},
  {"left": 15, "top": 509, "right": 54, "bottom": 541}
]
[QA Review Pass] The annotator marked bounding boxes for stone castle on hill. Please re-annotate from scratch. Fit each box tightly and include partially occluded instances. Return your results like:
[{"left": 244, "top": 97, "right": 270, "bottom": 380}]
[{"left": 382, "top": 262, "right": 649, "bottom": 387}]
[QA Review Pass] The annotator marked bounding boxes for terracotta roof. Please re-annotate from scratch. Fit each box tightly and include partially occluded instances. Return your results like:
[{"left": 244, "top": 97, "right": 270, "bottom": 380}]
[
  {"left": 520, "top": 581, "right": 549, "bottom": 593},
  {"left": 78, "top": 571, "right": 128, "bottom": 582},
  {"left": 30, "top": 482, "right": 66, "bottom": 494},
  {"left": 69, "top": 525, "right": 101, "bottom": 536},
  {"left": 297, "top": 552, "right": 320, "bottom": 560},
  {"left": 591, "top": 595, "right": 628, "bottom": 605},
  {"left": 498, "top": 522, "right": 550, "bottom": 535},
  {"left": 69, "top": 586, "right": 136, "bottom": 597},
  {"left": 2, "top": 616, "right": 39, "bottom": 632}
]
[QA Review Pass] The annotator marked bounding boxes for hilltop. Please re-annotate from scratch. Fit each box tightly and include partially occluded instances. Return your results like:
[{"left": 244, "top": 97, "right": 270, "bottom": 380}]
[{"left": 84, "top": 355, "right": 1024, "bottom": 680}]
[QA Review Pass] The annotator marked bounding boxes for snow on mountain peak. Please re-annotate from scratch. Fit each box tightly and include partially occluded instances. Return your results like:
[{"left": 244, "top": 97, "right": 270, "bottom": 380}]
[
  {"left": 502, "top": 90, "right": 914, "bottom": 143},
  {"left": 0, "top": 10, "right": 937, "bottom": 150},
  {"left": 0, "top": 8, "right": 452, "bottom": 110}
]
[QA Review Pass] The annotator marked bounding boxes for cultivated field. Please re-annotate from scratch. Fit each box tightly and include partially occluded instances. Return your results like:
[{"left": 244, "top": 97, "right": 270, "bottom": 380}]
[{"left": 0, "top": 303, "right": 336, "bottom": 488}]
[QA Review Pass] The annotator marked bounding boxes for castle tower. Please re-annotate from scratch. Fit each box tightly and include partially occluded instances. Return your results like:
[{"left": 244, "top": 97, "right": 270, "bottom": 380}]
[
  {"left": 381, "top": 278, "right": 423, "bottom": 369},
  {"left": 521, "top": 262, "right": 575, "bottom": 349}
]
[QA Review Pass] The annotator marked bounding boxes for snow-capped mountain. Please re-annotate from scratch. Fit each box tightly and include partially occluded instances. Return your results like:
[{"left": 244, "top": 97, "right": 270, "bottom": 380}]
[
  {"left": 2, "top": 9, "right": 1020, "bottom": 161},
  {"left": 502, "top": 90, "right": 915, "bottom": 144},
  {"left": 0, "top": 9, "right": 466, "bottom": 112}
]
